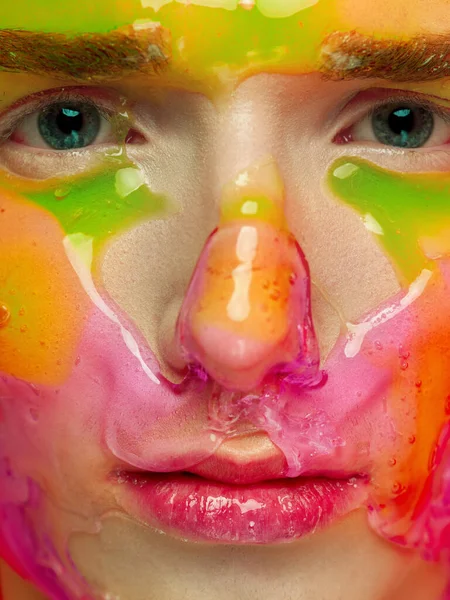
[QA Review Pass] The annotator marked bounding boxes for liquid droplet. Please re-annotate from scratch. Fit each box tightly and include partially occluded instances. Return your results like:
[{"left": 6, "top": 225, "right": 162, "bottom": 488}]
[
  {"left": 375, "top": 340, "right": 383, "bottom": 351},
  {"left": 415, "top": 380, "right": 422, "bottom": 389},
  {"left": 388, "top": 457, "right": 397, "bottom": 467},
  {"left": 392, "top": 481, "right": 405, "bottom": 496},
  {"left": 408, "top": 435, "right": 416, "bottom": 445},
  {"left": 54, "top": 186, "right": 71, "bottom": 200},
  {"left": 400, "top": 361, "right": 409, "bottom": 371},
  {"left": 398, "top": 344, "right": 410, "bottom": 359},
  {"left": 0, "top": 304, "right": 10, "bottom": 328}
]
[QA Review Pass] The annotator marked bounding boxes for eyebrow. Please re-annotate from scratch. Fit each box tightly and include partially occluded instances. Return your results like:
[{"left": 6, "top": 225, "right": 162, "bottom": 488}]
[
  {"left": 320, "top": 31, "right": 450, "bottom": 82},
  {"left": 0, "top": 25, "right": 171, "bottom": 81}
]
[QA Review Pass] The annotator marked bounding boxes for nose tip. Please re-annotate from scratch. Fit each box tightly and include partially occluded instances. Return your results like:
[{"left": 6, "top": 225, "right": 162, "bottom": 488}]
[{"left": 175, "top": 158, "right": 320, "bottom": 392}]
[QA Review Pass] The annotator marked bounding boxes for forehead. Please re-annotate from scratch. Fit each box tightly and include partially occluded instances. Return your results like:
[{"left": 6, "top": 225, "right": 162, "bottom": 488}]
[
  {"left": 2, "top": 0, "right": 449, "bottom": 32},
  {"left": 2, "top": 0, "right": 450, "bottom": 80}
]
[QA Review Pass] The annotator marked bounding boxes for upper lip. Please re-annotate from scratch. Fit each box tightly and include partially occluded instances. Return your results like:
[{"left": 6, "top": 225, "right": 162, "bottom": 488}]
[
  {"left": 187, "top": 432, "right": 289, "bottom": 484},
  {"left": 116, "top": 432, "right": 364, "bottom": 486}
]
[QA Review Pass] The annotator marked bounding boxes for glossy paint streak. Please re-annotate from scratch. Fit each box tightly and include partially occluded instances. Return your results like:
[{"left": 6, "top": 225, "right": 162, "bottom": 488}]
[
  {"left": 329, "top": 158, "right": 450, "bottom": 558},
  {"left": 0, "top": 161, "right": 166, "bottom": 245},
  {"left": 330, "top": 159, "right": 450, "bottom": 282}
]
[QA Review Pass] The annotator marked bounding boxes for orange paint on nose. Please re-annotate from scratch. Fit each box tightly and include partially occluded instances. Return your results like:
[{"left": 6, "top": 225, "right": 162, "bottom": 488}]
[
  {"left": 190, "top": 222, "right": 297, "bottom": 353},
  {"left": 0, "top": 304, "right": 10, "bottom": 328},
  {"left": 0, "top": 190, "right": 90, "bottom": 384},
  {"left": 177, "top": 159, "right": 320, "bottom": 391}
]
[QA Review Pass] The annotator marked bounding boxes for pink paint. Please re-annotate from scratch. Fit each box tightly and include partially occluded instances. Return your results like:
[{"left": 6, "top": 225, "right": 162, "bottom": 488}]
[{"left": 2, "top": 253, "right": 450, "bottom": 596}]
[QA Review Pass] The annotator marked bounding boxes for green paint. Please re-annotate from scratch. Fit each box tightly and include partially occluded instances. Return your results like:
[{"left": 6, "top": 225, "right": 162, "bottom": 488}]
[
  {"left": 328, "top": 158, "right": 450, "bottom": 281},
  {"left": 0, "top": 1, "right": 331, "bottom": 78},
  {"left": 1, "top": 161, "right": 166, "bottom": 244}
]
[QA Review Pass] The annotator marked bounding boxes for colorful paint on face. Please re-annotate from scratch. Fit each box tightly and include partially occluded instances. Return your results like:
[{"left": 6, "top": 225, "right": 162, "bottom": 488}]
[
  {"left": 328, "top": 157, "right": 450, "bottom": 555},
  {"left": 0, "top": 160, "right": 166, "bottom": 246},
  {"left": 0, "top": 1, "right": 330, "bottom": 82},
  {"left": 1, "top": 1, "right": 450, "bottom": 599},
  {"left": 3, "top": 0, "right": 449, "bottom": 93},
  {"left": 0, "top": 156, "right": 166, "bottom": 386},
  {"left": 177, "top": 159, "right": 322, "bottom": 391},
  {"left": 329, "top": 159, "right": 450, "bottom": 282},
  {"left": 0, "top": 191, "right": 90, "bottom": 383}
]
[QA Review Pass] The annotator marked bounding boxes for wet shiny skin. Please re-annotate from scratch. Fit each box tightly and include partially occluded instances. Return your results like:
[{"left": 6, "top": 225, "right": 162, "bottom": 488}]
[{"left": 0, "top": 0, "right": 450, "bottom": 599}]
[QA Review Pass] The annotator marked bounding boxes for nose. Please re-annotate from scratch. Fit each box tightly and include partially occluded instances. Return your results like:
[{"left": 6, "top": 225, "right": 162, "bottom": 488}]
[{"left": 176, "top": 158, "right": 320, "bottom": 392}]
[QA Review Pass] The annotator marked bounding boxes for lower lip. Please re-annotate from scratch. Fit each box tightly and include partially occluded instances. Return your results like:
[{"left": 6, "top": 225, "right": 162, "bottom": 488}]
[{"left": 116, "top": 472, "right": 367, "bottom": 544}]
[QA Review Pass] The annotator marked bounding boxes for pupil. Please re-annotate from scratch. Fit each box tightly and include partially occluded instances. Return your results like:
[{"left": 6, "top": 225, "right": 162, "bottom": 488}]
[
  {"left": 388, "top": 108, "right": 414, "bottom": 135},
  {"left": 56, "top": 108, "right": 83, "bottom": 135}
]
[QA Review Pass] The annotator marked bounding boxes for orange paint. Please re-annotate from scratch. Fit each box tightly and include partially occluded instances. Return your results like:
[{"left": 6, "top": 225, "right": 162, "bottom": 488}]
[
  {"left": 0, "top": 305, "right": 10, "bottom": 328},
  {"left": 0, "top": 190, "right": 90, "bottom": 384},
  {"left": 368, "top": 271, "right": 450, "bottom": 533}
]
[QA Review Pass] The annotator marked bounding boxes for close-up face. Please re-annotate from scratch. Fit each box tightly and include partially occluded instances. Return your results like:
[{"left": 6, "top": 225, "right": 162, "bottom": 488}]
[{"left": 2, "top": 1, "right": 450, "bottom": 599}]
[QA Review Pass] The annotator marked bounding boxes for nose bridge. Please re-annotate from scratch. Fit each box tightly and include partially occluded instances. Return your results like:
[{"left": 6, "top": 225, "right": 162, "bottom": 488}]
[
  {"left": 176, "top": 157, "right": 321, "bottom": 392},
  {"left": 214, "top": 83, "right": 278, "bottom": 192}
]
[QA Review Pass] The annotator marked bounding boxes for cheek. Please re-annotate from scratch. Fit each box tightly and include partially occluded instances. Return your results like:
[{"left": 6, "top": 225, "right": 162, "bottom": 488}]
[
  {"left": 0, "top": 188, "right": 90, "bottom": 384},
  {"left": 326, "top": 156, "right": 450, "bottom": 541},
  {"left": 365, "top": 265, "right": 450, "bottom": 542}
]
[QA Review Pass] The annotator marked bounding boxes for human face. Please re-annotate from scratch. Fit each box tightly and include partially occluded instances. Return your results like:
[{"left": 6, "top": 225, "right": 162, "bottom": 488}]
[{"left": 1, "top": 1, "right": 450, "bottom": 599}]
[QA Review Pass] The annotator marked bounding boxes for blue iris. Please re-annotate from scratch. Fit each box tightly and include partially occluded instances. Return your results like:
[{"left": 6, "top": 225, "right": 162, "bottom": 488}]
[
  {"left": 38, "top": 102, "right": 101, "bottom": 150},
  {"left": 372, "top": 104, "right": 434, "bottom": 148}
]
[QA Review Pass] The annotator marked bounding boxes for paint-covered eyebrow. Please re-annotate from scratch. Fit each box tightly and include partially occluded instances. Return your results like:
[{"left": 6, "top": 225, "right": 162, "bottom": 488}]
[
  {"left": 0, "top": 25, "right": 171, "bottom": 81},
  {"left": 320, "top": 31, "right": 450, "bottom": 82}
]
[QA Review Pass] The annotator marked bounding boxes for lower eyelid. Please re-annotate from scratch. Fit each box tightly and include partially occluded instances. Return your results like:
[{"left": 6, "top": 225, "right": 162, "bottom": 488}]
[
  {"left": 331, "top": 143, "right": 450, "bottom": 174},
  {"left": 0, "top": 139, "right": 115, "bottom": 179}
]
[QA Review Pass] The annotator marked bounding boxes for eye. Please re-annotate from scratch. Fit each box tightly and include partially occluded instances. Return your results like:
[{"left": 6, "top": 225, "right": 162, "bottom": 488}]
[
  {"left": 336, "top": 98, "right": 450, "bottom": 149},
  {"left": 371, "top": 104, "right": 434, "bottom": 148},
  {"left": 10, "top": 100, "right": 114, "bottom": 150}
]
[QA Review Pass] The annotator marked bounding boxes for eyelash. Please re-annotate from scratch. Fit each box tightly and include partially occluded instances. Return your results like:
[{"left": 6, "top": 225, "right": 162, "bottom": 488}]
[
  {"left": 383, "top": 93, "right": 449, "bottom": 117},
  {"left": 335, "top": 90, "right": 450, "bottom": 145}
]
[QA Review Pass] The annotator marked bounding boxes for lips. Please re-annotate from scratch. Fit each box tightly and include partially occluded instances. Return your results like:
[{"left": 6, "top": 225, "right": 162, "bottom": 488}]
[
  {"left": 114, "top": 468, "right": 367, "bottom": 544},
  {"left": 112, "top": 434, "right": 368, "bottom": 544}
]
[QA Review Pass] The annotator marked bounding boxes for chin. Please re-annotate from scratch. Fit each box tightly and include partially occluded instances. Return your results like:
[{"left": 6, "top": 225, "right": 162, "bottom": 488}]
[{"left": 63, "top": 510, "right": 446, "bottom": 600}]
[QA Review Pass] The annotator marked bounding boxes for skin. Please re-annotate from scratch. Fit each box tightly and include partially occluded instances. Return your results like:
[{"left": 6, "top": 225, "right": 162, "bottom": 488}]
[{"left": 1, "top": 0, "right": 450, "bottom": 598}]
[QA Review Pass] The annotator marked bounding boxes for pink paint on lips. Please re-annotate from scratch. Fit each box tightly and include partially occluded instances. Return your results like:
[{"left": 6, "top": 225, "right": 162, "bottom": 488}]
[{"left": 116, "top": 471, "right": 367, "bottom": 544}]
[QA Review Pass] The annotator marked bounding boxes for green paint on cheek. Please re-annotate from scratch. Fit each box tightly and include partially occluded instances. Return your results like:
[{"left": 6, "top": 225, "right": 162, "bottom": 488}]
[
  {"left": 328, "top": 158, "right": 450, "bottom": 282},
  {"left": 2, "top": 162, "right": 166, "bottom": 245}
]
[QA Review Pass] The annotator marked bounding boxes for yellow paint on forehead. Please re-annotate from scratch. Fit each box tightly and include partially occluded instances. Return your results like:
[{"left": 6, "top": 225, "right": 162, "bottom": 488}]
[
  {"left": 3, "top": 0, "right": 450, "bottom": 36},
  {"left": 3, "top": 0, "right": 450, "bottom": 85}
]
